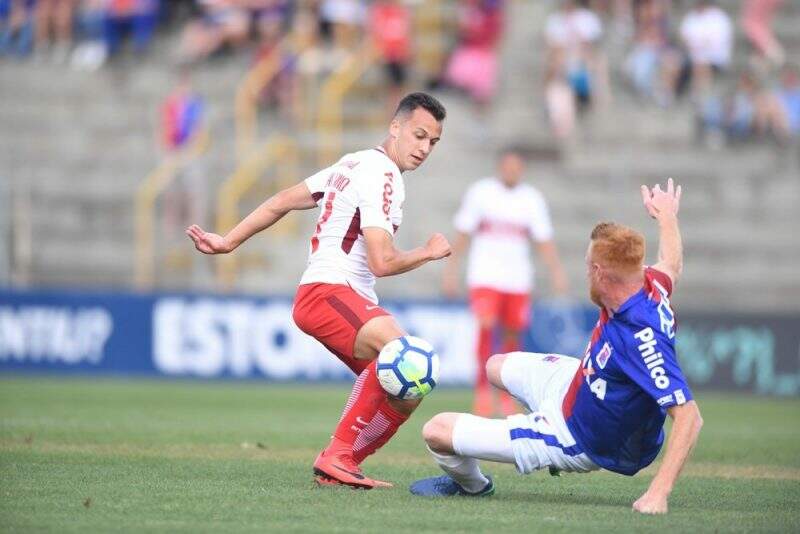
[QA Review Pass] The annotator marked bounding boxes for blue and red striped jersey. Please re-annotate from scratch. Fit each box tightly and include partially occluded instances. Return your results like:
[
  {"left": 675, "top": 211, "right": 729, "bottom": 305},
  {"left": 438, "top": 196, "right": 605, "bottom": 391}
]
[{"left": 562, "top": 267, "right": 693, "bottom": 475}]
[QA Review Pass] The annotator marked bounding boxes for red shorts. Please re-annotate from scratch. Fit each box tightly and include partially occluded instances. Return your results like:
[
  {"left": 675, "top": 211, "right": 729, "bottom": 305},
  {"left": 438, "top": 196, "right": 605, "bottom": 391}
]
[
  {"left": 292, "top": 283, "right": 391, "bottom": 374},
  {"left": 469, "top": 287, "right": 531, "bottom": 330}
]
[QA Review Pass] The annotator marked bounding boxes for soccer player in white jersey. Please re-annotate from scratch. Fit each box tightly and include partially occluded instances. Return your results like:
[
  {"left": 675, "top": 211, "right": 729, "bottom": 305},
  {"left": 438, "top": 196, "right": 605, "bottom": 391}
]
[
  {"left": 442, "top": 147, "right": 569, "bottom": 417},
  {"left": 412, "top": 179, "right": 703, "bottom": 515},
  {"left": 186, "top": 93, "right": 451, "bottom": 489}
]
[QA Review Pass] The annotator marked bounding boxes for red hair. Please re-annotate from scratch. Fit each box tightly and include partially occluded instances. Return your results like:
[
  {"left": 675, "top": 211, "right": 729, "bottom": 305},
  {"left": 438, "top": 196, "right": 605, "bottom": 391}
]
[{"left": 590, "top": 222, "right": 645, "bottom": 276}]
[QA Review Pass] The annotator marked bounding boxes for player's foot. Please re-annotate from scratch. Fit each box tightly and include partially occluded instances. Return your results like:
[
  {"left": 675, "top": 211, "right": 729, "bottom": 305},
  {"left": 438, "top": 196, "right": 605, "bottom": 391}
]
[
  {"left": 409, "top": 475, "right": 494, "bottom": 498},
  {"left": 314, "top": 473, "right": 394, "bottom": 489},
  {"left": 313, "top": 449, "right": 393, "bottom": 490}
]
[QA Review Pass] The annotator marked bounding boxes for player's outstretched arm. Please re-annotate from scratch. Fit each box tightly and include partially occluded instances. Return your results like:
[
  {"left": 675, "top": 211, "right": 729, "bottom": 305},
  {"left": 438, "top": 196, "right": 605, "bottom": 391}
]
[
  {"left": 535, "top": 240, "right": 570, "bottom": 295},
  {"left": 641, "top": 178, "right": 683, "bottom": 286},
  {"left": 187, "top": 182, "right": 317, "bottom": 254},
  {"left": 363, "top": 228, "right": 451, "bottom": 278},
  {"left": 633, "top": 400, "right": 703, "bottom": 514}
]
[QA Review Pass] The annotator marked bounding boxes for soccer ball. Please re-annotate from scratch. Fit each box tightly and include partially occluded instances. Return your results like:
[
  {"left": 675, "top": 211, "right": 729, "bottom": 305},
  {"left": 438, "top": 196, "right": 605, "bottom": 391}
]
[{"left": 376, "top": 336, "right": 440, "bottom": 400}]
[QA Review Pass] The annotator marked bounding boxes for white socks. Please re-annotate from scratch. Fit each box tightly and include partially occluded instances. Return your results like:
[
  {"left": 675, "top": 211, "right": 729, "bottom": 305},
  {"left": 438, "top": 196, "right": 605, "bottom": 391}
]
[{"left": 428, "top": 446, "right": 490, "bottom": 494}]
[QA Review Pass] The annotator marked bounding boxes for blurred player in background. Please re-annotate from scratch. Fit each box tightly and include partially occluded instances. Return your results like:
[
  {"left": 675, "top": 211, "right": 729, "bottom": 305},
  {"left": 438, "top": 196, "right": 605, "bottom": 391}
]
[
  {"left": 443, "top": 147, "right": 569, "bottom": 417},
  {"left": 187, "top": 92, "right": 450, "bottom": 489},
  {"left": 414, "top": 179, "right": 703, "bottom": 515}
]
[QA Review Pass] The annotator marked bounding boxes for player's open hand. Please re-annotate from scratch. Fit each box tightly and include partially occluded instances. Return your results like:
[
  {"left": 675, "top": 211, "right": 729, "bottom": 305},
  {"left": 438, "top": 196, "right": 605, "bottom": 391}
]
[
  {"left": 186, "top": 224, "right": 232, "bottom": 254},
  {"left": 641, "top": 178, "right": 681, "bottom": 220},
  {"left": 425, "top": 233, "right": 452, "bottom": 261},
  {"left": 632, "top": 490, "right": 668, "bottom": 515}
]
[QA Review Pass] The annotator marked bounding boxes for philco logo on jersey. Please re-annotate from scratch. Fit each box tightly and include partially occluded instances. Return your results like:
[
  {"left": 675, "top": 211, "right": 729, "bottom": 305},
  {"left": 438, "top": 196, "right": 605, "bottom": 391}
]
[
  {"left": 633, "top": 327, "right": 670, "bottom": 390},
  {"left": 596, "top": 342, "right": 612, "bottom": 369},
  {"left": 382, "top": 172, "right": 394, "bottom": 220}
]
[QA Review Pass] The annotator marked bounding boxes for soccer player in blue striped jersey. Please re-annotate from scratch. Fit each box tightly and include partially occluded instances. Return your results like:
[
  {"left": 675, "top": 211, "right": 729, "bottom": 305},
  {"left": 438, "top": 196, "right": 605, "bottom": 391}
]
[{"left": 410, "top": 179, "right": 703, "bottom": 515}]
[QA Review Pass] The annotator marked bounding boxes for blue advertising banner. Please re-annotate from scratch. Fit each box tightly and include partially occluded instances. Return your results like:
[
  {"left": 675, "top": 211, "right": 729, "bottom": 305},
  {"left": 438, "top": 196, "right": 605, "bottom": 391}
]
[{"left": 1, "top": 289, "right": 798, "bottom": 395}]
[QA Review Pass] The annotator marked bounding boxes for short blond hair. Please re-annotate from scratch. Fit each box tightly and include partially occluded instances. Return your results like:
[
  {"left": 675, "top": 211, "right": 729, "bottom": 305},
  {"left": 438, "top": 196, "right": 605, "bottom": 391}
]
[{"left": 590, "top": 222, "right": 645, "bottom": 276}]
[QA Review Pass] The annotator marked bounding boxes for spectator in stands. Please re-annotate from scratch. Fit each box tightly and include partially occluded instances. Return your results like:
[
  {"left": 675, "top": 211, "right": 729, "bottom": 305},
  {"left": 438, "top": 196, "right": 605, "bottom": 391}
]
[
  {"left": 0, "top": 0, "right": 35, "bottom": 58},
  {"left": 699, "top": 70, "right": 790, "bottom": 146},
  {"left": 34, "top": 0, "right": 76, "bottom": 62},
  {"left": 543, "top": 0, "right": 606, "bottom": 138},
  {"left": 70, "top": 0, "right": 108, "bottom": 70},
  {"left": 741, "top": 0, "right": 785, "bottom": 68},
  {"left": 252, "top": 0, "right": 300, "bottom": 123},
  {"left": 104, "top": 0, "right": 159, "bottom": 58},
  {"left": 443, "top": 0, "right": 504, "bottom": 112},
  {"left": 679, "top": 0, "right": 733, "bottom": 98},
  {"left": 160, "top": 69, "right": 209, "bottom": 236},
  {"left": 368, "top": 0, "right": 412, "bottom": 114},
  {"left": 177, "top": 0, "right": 250, "bottom": 63},
  {"left": 318, "top": 0, "right": 364, "bottom": 50},
  {"left": 624, "top": 0, "right": 681, "bottom": 106},
  {"left": 775, "top": 65, "right": 800, "bottom": 138}
]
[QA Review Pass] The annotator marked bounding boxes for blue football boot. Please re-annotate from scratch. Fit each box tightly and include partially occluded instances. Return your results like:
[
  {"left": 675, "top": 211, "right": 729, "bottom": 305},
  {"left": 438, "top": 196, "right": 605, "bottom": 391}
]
[{"left": 409, "top": 475, "right": 494, "bottom": 497}]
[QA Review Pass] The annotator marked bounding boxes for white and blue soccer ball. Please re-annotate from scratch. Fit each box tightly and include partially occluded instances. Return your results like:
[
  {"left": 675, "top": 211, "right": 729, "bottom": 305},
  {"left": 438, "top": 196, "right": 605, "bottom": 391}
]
[{"left": 376, "top": 336, "right": 440, "bottom": 400}]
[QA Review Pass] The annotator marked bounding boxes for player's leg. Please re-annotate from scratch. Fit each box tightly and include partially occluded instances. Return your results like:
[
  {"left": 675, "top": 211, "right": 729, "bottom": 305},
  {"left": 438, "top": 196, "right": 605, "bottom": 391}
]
[
  {"left": 410, "top": 412, "right": 513, "bottom": 496},
  {"left": 293, "top": 284, "right": 394, "bottom": 487},
  {"left": 412, "top": 405, "right": 598, "bottom": 497},
  {"left": 327, "top": 314, "right": 418, "bottom": 465},
  {"left": 485, "top": 351, "right": 579, "bottom": 414},
  {"left": 350, "top": 315, "right": 428, "bottom": 464},
  {"left": 469, "top": 288, "right": 500, "bottom": 416},
  {"left": 496, "top": 291, "right": 532, "bottom": 415}
]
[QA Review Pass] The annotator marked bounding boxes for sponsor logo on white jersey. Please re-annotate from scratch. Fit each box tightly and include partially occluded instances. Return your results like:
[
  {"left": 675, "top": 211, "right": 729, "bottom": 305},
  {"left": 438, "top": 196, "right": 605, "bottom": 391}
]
[{"left": 633, "top": 327, "right": 670, "bottom": 390}]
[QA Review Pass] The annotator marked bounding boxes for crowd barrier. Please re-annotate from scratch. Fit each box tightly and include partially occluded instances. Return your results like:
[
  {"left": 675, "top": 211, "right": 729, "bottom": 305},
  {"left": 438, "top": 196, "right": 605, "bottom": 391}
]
[{"left": 1, "top": 289, "right": 797, "bottom": 395}]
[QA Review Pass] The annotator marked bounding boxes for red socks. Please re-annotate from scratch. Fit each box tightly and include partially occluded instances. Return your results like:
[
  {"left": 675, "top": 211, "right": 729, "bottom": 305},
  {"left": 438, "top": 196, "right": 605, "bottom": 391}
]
[
  {"left": 327, "top": 360, "right": 416, "bottom": 464},
  {"left": 331, "top": 360, "right": 386, "bottom": 447},
  {"left": 352, "top": 400, "right": 409, "bottom": 464}
]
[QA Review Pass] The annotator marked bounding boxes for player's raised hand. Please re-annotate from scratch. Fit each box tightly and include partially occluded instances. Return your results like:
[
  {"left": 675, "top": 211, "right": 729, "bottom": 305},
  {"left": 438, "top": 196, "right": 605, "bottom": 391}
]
[
  {"left": 641, "top": 178, "right": 682, "bottom": 220},
  {"left": 632, "top": 489, "right": 668, "bottom": 515},
  {"left": 186, "top": 224, "right": 232, "bottom": 254},
  {"left": 425, "top": 233, "right": 452, "bottom": 260}
]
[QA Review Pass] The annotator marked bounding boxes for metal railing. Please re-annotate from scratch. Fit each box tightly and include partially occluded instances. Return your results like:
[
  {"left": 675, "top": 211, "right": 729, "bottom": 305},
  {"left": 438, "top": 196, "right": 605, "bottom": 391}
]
[
  {"left": 317, "top": 41, "right": 379, "bottom": 167},
  {"left": 215, "top": 134, "right": 298, "bottom": 290},
  {"left": 414, "top": 0, "right": 446, "bottom": 83},
  {"left": 134, "top": 130, "right": 210, "bottom": 289},
  {"left": 234, "top": 46, "right": 285, "bottom": 161}
]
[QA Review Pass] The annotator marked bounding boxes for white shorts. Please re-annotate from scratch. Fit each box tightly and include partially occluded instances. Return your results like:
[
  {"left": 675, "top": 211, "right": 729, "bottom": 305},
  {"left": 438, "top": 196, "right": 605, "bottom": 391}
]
[{"left": 452, "top": 352, "right": 599, "bottom": 475}]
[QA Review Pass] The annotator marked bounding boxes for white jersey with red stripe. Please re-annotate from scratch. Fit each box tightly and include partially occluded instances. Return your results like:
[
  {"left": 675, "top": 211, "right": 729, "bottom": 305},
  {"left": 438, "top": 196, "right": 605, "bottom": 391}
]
[
  {"left": 299, "top": 146, "right": 404, "bottom": 304},
  {"left": 453, "top": 177, "right": 554, "bottom": 293}
]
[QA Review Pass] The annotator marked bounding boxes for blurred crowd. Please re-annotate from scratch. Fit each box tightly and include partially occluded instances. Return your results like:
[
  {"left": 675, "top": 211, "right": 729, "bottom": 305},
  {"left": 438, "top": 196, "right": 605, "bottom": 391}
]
[
  {"left": 1, "top": 0, "right": 798, "bottom": 147},
  {"left": 542, "top": 0, "right": 799, "bottom": 145}
]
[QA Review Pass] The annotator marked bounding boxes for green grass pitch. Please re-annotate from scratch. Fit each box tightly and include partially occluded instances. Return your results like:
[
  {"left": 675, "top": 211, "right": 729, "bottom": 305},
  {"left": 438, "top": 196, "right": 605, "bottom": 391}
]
[{"left": 1, "top": 377, "right": 799, "bottom": 533}]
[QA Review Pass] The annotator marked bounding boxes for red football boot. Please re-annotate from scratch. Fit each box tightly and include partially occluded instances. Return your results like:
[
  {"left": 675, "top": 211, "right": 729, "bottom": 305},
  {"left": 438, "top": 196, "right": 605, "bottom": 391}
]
[{"left": 313, "top": 441, "right": 393, "bottom": 489}]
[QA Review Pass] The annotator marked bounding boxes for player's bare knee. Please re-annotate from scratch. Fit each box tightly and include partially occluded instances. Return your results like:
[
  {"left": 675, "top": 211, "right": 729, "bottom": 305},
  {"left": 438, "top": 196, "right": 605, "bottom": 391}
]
[
  {"left": 422, "top": 413, "right": 457, "bottom": 452},
  {"left": 486, "top": 353, "right": 508, "bottom": 390},
  {"left": 354, "top": 315, "right": 407, "bottom": 360}
]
